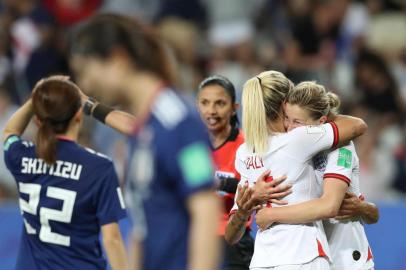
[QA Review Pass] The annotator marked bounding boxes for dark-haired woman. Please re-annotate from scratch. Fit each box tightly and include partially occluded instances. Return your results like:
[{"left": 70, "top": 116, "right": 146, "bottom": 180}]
[
  {"left": 2, "top": 76, "right": 128, "bottom": 270},
  {"left": 70, "top": 14, "right": 221, "bottom": 270},
  {"left": 197, "top": 75, "right": 291, "bottom": 270}
]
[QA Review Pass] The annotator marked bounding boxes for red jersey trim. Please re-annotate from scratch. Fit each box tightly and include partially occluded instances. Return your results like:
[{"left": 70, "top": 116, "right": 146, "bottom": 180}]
[
  {"left": 56, "top": 135, "right": 74, "bottom": 142},
  {"left": 317, "top": 239, "right": 327, "bottom": 257},
  {"left": 329, "top": 122, "right": 339, "bottom": 148},
  {"left": 324, "top": 173, "right": 351, "bottom": 186},
  {"left": 367, "top": 246, "right": 373, "bottom": 261}
]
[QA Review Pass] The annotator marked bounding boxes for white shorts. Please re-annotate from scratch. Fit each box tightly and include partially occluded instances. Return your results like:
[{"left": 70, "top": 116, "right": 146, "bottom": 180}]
[{"left": 251, "top": 257, "right": 330, "bottom": 270}]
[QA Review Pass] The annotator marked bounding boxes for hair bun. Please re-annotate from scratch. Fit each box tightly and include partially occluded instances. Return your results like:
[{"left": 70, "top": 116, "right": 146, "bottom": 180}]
[{"left": 326, "top": 92, "right": 341, "bottom": 115}]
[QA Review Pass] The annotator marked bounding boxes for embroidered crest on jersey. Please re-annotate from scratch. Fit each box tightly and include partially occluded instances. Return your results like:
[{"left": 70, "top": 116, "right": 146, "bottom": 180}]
[
  {"left": 4, "top": 135, "right": 19, "bottom": 151},
  {"left": 306, "top": 125, "right": 325, "bottom": 134},
  {"left": 337, "top": 148, "right": 352, "bottom": 168},
  {"left": 313, "top": 151, "right": 328, "bottom": 172},
  {"left": 178, "top": 142, "right": 213, "bottom": 187}
]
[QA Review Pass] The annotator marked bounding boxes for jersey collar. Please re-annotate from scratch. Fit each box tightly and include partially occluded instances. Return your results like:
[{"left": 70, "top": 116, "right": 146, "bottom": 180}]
[
  {"left": 131, "top": 84, "right": 167, "bottom": 135},
  {"left": 212, "top": 126, "right": 240, "bottom": 151},
  {"left": 56, "top": 135, "right": 75, "bottom": 142}
]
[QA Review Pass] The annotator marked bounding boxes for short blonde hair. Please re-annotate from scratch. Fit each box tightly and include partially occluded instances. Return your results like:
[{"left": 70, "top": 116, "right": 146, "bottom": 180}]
[
  {"left": 242, "top": 70, "right": 293, "bottom": 154},
  {"left": 286, "top": 81, "right": 341, "bottom": 120}
]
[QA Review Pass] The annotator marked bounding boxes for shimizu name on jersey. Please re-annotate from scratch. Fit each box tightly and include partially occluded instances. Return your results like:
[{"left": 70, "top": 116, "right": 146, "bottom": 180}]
[{"left": 21, "top": 158, "right": 83, "bottom": 180}]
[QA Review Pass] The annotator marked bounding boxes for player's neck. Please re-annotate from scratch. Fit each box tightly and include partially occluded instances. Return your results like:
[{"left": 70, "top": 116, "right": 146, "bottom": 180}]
[
  {"left": 58, "top": 124, "right": 79, "bottom": 142},
  {"left": 126, "top": 72, "right": 166, "bottom": 117},
  {"left": 210, "top": 124, "right": 232, "bottom": 149}
]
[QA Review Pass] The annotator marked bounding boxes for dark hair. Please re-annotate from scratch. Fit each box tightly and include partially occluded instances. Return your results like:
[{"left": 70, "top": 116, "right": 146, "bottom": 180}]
[
  {"left": 32, "top": 78, "right": 82, "bottom": 165},
  {"left": 198, "top": 75, "right": 239, "bottom": 127},
  {"left": 70, "top": 13, "right": 175, "bottom": 85}
]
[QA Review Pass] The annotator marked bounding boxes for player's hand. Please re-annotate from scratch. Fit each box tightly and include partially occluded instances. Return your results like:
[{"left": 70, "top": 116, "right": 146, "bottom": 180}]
[
  {"left": 335, "top": 192, "right": 363, "bottom": 220},
  {"left": 256, "top": 208, "right": 274, "bottom": 231},
  {"left": 236, "top": 183, "right": 256, "bottom": 214},
  {"left": 251, "top": 170, "right": 292, "bottom": 205}
]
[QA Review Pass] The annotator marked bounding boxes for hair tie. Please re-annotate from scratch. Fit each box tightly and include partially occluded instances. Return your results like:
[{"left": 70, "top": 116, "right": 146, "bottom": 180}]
[{"left": 256, "top": 76, "right": 262, "bottom": 84}]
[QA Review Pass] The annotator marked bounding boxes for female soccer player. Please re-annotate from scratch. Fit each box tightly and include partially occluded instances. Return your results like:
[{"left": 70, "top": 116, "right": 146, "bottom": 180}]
[
  {"left": 197, "top": 75, "right": 292, "bottom": 270},
  {"left": 225, "top": 70, "right": 367, "bottom": 270},
  {"left": 2, "top": 76, "right": 128, "bottom": 270},
  {"left": 256, "top": 81, "right": 378, "bottom": 270},
  {"left": 70, "top": 14, "right": 221, "bottom": 270}
]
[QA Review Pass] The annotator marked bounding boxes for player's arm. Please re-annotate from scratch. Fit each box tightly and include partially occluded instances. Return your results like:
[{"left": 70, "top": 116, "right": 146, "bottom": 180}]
[
  {"left": 224, "top": 171, "right": 291, "bottom": 244},
  {"left": 81, "top": 92, "right": 136, "bottom": 135},
  {"left": 335, "top": 192, "right": 379, "bottom": 224},
  {"left": 331, "top": 114, "right": 367, "bottom": 147},
  {"left": 2, "top": 99, "right": 33, "bottom": 141},
  {"left": 101, "top": 222, "right": 129, "bottom": 270},
  {"left": 225, "top": 183, "right": 255, "bottom": 245},
  {"left": 187, "top": 190, "right": 221, "bottom": 270},
  {"left": 256, "top": 179, "right": 348, "bottom": 229}
]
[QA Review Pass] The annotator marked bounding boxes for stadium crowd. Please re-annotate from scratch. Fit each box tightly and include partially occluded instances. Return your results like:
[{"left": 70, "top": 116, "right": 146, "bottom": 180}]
[{"left": 0, "top": 0, "right": 405, "bottom": 205}]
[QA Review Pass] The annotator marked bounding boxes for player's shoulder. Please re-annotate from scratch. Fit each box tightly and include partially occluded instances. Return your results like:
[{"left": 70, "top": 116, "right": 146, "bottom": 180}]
[
  {"left": 151, "top": 88, "right": 197, "bottom": 131},
  {"left": 4, "top": 135, "right": 35, "bottom": 152},
  {"left": 328, "top": 141, "right": 356, "bottom": 156},
  {"left": 78, "top": 145, "right": 114, "bottom": 167},
  {"left": 236, "top": 142, "right": 250, "bottom": 159},
  {"left": 327, "top": 141, "right": 357, "bottom": 168},
  {"left": 289, "top": 124, "right": 329, "bottom": 137}
]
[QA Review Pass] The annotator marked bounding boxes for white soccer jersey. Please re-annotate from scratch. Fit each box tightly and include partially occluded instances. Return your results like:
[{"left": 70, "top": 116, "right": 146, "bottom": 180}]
[
  {"left": 231, "top": 123, "right": 339, "bottom": 268},
  {"left": 320, "top": 142, "right": 374, "bottom": 270}
]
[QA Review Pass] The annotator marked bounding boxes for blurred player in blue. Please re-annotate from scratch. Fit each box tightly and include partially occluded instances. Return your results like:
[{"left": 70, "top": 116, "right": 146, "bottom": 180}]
[
  {"left": 2, "top": 76, "right": 128, "bottom": 270},
  {"left": 70, "top": 14, "right": 221, "bottom": 270}
]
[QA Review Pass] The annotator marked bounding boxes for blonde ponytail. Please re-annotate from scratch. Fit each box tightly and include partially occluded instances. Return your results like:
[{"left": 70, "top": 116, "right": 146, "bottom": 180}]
[
  {"left": 242, "top": 70, "right": 293, "bottom": 154},
  {"left": 242, "top": 77, "right": 269, "bottom": 154}
]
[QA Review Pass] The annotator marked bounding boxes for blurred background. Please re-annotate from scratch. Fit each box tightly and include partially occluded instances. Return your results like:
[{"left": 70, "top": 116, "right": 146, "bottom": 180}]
[{"left": 0, "top": 0, "right": 405, "bottom": 269}]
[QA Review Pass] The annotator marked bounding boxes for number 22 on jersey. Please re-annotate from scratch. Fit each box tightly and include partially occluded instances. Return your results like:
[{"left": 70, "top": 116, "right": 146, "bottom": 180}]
[{"left": 19, "top": 182, "right": 76, "bottom": 247}]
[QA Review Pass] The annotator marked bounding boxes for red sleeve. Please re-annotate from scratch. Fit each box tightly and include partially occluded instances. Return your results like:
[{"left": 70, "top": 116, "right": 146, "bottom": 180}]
[{"left": 329, "top": 122, "right": 339, "bottom": 148}]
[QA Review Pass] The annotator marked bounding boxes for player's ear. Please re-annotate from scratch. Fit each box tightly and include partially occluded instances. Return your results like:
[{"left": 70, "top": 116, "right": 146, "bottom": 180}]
[
  {"left": 74, "top": 107, "right": 83, "bottom": 123},
  {"left": 34, "top": 115, "right": 42, "bottom": 127},
  {"left": 319, "top": 115, "right": 327, "bottom": 124}
]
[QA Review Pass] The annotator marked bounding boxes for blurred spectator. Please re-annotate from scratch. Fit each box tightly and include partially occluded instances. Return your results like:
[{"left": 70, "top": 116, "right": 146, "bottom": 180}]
[
  {"left": 354, "top": 49, "right": 405, "bottom": 119},
  {"left": 157, "top": 17, "right": 205, "bottom": 95},
  {"left": 101, "top": 0, "right": 159, "bottom": 21},
  {"left": 204, "top": 0, "right": 264, "bottom": 108},
  {"left": 43, "top": 0, "right": 101, "bottom": 27},
  {"left": 283, "top": 0, "right": 340, "bottom": 84},
  {"left": 156, "top": 0, "right": 206, "bottom": 27}
]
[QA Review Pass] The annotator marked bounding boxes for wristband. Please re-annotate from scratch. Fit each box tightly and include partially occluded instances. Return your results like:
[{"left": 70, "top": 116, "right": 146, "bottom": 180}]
[
  {"left": 83, "top": 98, "right": 96, "bottom": 115},
  {"left": 218, "top": 177, "right": 239, "bottom": 194},
  {"left": 92, "top": 103, "right": 114, "bottom": 124}
]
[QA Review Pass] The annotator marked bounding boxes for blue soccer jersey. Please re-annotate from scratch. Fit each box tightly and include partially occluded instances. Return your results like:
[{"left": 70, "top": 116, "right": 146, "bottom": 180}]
[
  {"left": 3, "top": 136, "right": 126, "bottom": 270},
  {"left": 126, "top": 88, "right": 215, "bottom": 270}
]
